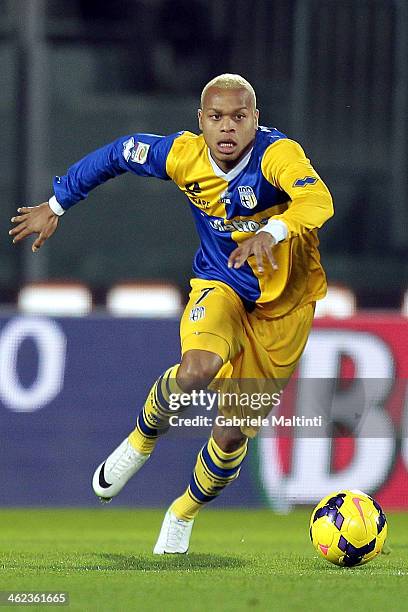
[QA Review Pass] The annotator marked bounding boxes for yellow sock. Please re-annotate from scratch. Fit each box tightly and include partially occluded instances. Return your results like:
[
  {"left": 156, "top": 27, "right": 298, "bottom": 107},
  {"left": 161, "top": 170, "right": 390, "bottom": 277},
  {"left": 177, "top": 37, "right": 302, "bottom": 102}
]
[
  {"left": 129, "top": 364, "right": 185, "bottom": 454},
  {"left": 171, "top": 436, "right": 248, "bottom": 520}
]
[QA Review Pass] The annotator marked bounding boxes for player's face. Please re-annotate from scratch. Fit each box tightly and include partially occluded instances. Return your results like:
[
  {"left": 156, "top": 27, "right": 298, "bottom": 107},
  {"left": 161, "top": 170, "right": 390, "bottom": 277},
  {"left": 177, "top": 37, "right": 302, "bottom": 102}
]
[{"left": 198, "top": 87, "right": 259, "bottom": 172}]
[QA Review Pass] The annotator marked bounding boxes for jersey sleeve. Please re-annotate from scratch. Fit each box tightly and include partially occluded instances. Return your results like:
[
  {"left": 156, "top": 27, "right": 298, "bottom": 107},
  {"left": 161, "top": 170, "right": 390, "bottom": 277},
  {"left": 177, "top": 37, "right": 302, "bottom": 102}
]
[
  {"left": 52, "top": 132, "right": 183, "bottom": 211},
  {"left": 261, "top": 139, "right": 334, "bottom": 238}
]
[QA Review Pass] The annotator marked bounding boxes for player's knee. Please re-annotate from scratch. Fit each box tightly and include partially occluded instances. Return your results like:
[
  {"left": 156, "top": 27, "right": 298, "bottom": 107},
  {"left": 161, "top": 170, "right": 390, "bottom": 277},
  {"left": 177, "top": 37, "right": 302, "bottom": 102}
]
[
  {"left": 213, "top": 425, "right": 247, "bottom": 453},
  {"left": 177, "top": 350, "right": 222, "bottom": 392}
]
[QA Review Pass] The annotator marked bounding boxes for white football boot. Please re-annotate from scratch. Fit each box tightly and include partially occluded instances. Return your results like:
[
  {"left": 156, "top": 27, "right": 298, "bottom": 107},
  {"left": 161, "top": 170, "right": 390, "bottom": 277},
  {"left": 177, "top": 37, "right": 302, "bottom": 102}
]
[
  {"left": 92, "top": 437, "right": 150, "bottom": 502},
  {"left": 153, "top": 507, "right": 194, "bottom": 554}
]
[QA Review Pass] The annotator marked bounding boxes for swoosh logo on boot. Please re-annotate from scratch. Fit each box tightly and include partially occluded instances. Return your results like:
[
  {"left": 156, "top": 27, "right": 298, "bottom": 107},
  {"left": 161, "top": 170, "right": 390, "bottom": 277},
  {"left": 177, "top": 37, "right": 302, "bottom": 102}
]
[{"left": 99, "top": 462, "right": 113, "bottom": 488}]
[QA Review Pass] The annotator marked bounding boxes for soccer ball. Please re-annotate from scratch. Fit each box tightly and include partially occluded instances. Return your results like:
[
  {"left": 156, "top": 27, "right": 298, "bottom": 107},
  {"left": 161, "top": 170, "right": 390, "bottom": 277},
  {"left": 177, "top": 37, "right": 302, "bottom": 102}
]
[{"left": 309, "top": 489, "right": 387, "bottom": 566}]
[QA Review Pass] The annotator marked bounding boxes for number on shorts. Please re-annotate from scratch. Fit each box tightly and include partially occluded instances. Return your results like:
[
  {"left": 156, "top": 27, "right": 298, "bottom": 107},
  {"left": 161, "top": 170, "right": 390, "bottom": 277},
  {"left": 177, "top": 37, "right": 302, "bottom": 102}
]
[{"left": 195, "top": 287, "right": 215, "bottom": 305}]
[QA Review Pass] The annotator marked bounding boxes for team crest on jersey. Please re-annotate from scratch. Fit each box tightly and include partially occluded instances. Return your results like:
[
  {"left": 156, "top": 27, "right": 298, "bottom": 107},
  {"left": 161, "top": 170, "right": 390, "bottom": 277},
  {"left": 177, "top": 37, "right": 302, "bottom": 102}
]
[
  {"left": 189, "top": 306, "right": 205, "bottom": 321},
  {"left": 238, "top": 186, "right": 258, "bottom": 209},
  {"left": 122, "top": 137, "right": 150, "bottom": 164}
]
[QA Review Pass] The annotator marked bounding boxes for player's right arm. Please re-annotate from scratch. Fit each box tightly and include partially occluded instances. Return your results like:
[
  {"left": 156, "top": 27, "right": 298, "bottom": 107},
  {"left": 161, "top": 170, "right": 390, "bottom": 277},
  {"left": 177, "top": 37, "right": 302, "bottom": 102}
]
[
  {"left": 10, "top": 203, "right": 59, "bottom": 252},
  {"left": 9, "top": 132, "right": 182, "bottom": 251}
]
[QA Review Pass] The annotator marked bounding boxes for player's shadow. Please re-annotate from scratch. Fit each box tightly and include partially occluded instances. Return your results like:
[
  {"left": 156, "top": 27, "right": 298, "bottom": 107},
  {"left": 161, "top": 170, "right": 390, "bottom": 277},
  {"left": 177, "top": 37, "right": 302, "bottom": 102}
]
[
  {"left": 81, "top": 552, "right": 249, "bottom": 571},
  {"left": 0, "top": 552, "right": 248, "bottom": 574}
]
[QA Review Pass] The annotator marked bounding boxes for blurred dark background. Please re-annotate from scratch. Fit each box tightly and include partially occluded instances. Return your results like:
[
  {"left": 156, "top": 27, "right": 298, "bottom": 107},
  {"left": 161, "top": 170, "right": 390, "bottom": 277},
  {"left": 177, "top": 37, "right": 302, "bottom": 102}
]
[{"left": 1, "top": 0, "right": 407, "bottom": 308}]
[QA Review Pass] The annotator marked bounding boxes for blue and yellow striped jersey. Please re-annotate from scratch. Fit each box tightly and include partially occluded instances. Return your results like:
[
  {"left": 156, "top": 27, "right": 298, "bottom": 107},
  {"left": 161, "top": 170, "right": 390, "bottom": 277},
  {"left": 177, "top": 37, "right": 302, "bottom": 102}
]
[{"left": 53, "top": 126, "right": 333, "bottom": 316}]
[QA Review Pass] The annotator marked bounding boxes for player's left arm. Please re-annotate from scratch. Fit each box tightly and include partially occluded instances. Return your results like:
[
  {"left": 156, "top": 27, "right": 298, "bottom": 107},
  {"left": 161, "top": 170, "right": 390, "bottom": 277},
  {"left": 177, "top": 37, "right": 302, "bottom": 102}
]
[
  {"left": 259, "top": 138, "right": 334, "bottom": 238},
  {"left": 228, "top": 139, "right": 333, "bottom": 272},
  {"left": 228, "top": 232, "right": 278, "bottom": 273}
]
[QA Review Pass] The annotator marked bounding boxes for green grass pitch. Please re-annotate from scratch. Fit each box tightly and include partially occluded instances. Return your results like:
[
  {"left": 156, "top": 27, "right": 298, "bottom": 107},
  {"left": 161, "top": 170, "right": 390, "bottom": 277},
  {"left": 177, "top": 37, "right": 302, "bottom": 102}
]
[{"left": 0, "top": 508, "right": 407, "bottom": 611}]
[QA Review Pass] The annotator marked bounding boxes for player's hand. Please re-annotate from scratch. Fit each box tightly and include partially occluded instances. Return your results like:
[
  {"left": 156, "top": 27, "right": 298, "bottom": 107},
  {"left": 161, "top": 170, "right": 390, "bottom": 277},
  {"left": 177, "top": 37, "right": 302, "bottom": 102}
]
[
  {"left": 9, "top": 202, "right": 59, "bottom": 252},
  {"left": 228, "top": 232, "right": 278, "bottom": 273}
]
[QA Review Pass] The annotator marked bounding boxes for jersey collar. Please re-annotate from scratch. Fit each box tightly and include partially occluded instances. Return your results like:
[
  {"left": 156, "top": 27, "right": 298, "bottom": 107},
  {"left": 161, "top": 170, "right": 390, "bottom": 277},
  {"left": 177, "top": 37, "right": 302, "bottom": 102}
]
[{"left": 207, "top": 146, "right": 253, "bottom": 182}]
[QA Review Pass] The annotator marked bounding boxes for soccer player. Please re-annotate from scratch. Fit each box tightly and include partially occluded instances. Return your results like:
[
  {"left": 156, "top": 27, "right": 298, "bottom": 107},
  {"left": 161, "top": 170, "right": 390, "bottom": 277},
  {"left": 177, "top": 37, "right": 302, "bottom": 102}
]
[{"left": 10, "top": 74, "right": 333, "bottom": 554}]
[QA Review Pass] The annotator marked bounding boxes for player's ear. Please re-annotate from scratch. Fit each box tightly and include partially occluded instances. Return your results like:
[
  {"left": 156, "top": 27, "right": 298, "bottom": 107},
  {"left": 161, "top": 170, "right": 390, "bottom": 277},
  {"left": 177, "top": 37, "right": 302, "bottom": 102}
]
[
  {"left": 198, "top": 109, "right": 203, "bottom": 131},
  {"left": 255, "top": 109, "right": 259, "bottom": 129}
]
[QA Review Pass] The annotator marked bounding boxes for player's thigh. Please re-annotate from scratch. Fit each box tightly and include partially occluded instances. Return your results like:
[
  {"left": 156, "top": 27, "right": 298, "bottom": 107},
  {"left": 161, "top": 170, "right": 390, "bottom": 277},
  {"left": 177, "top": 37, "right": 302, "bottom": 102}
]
[
  {"left": 259, "top": 302, "right": 315, "bottom": 378},
  {"left": 218, "top": 302, "right": 315, "bottom": 438},
  {"left": 180, "top": 279, "right": 246, "bottom": 364}
]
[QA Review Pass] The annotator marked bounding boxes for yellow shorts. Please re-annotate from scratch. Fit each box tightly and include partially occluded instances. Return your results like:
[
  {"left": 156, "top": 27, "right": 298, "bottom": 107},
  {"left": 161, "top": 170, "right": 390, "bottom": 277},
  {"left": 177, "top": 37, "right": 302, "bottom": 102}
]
[{"left": 180, "top": 278, "right": 315, "bottom": 437}]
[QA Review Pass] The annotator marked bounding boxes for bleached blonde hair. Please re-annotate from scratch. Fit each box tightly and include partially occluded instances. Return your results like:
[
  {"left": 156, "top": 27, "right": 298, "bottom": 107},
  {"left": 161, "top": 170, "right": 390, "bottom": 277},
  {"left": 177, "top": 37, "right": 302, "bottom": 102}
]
[{"left": 200, "top": 73, "right": 257, "bottom": 109}]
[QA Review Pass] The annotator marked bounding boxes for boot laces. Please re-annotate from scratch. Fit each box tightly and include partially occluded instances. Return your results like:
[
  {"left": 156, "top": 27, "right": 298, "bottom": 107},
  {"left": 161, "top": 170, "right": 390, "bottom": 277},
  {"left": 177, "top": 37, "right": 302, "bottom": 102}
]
[
  {"left": 110, "top": 446, "right": 138, "bottom": 478},
  {"left": 166, "top": 517, "right": 190, "bottom": 549}
]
